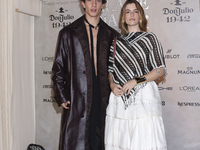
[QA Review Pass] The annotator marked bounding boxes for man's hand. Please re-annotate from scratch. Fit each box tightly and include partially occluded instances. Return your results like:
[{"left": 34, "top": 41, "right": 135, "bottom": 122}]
[
  {"left": 61, "top": 101, "right": 70, "bottom": 109},
  {"left": 110, "top": 82, "right": 123, "bottom": 97}
]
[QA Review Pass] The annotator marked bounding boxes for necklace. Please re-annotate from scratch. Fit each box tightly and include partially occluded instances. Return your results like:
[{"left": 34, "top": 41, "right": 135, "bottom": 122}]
[{"left": 84, "top": 15, "right": 100, "bottom": 30}]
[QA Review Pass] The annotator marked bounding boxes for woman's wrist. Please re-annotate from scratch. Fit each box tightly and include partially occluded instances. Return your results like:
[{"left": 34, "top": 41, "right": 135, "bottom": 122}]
[
  {"left": 135, "top": 77, "right": 146, "bottom": 84},
  {"left": 110, "top": 82, "right": 115, "bottom": 89}
]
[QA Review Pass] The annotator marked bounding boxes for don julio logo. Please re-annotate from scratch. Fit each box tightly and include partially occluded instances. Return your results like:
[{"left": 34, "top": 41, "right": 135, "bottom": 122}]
[
  {"left": 178, "top": 102, "right": 200, "bottom": 107},
  {"left": 178, "top": 67, "right": 200, "bottom": 75},
  {"left": 164, "top": 49, "right": 180, "bottom": 59},
  {"left": 49, "top": 7, "right": 74, "bottom": 28},
  {"left": 173, "top": 0, "right": 186, "bottom": 5},
  {"left": 162, "top": 0, "right": 194, "bottom": 23}
]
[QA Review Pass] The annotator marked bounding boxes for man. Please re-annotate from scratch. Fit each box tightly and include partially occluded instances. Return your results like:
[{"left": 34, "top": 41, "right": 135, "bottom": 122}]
[{"left": 52, "top": 0, "right": 120, "bottom": 149}]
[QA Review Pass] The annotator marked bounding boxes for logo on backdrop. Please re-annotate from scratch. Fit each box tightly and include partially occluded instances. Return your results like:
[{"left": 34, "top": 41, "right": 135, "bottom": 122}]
[
  {"left": 43, "top": 1, "right": 79, "bottom": 6},
  {"left": 42, "top": 56, "right": 54, "bottom": 62},
  {"left": 43, "top": 96, "right": 55, "bottom": 103},
  {"left": 162, "top": 0, "right": 194, "bottom": 23},
  {"left": 101, "top": 0, "right": 123, "bottom": 29},
  {"left": 179, "top": 86, "right": 200, "bottom": 92},
  {"left": 43, "top": 85, "right": 53, "bottom": 89},
  {"left": 178, "top": 102, "right": 200, "bottom": 106},
  {"left": 174, "top": 0, "right": 185, "bottom": 5},
  {"left": 165, "top": 49, "right": 180, "bottom": 59},
  {"left": 43, "top": 70, "right": 52, "bottom": 75},
  {"left": 158, "top": 87, "right": 173, "bottom": 90},
  {"left": 178, "top": 67, "right": 200, "bottom": 74},
  {"left": 49, "top": 7, "right": 74, "bottom": 28},
  {"left": 162, "top": 101, "right": 166, "bottom": 106},
  {"left": 187, "top": 54, "right": 200, "bottom": 59},
  {"left": 101, "top": 0, "right": 149, "bottom": 30}
]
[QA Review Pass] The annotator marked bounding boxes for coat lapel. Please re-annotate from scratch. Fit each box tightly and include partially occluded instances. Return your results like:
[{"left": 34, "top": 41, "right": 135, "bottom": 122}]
[
  {"left": 74, "top": 16, "right": 90, "bottom": 60},
  {"left": 74, "top": 16, "right": 93, "bottom": 118},
  {"left": 98, "top": 21, "right": 111, "bottom": 100},
  {"left": 74, "top": 16, "right": 92, "bottom": 77}
]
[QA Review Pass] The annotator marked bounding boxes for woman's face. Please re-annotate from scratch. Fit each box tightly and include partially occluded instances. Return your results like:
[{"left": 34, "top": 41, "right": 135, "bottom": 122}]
[{"left": 124, "top": 3, "right": 140, "bottom": 29}]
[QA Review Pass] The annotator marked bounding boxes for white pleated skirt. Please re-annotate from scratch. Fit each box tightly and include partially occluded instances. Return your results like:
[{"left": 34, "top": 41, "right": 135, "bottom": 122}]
[{"left": 105, "top": 81, "right": 167, "bottom": 150}]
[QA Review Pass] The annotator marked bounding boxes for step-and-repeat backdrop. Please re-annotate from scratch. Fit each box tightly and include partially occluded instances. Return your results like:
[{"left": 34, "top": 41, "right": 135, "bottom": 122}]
[{"left": 35, "top": 0, "right": 200, "bottom": 149}]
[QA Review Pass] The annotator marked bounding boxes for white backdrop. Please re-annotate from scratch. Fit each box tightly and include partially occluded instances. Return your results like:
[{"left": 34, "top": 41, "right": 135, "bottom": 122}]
[{"left": 35, "top": 0, "right": 200, "bottom": 150}]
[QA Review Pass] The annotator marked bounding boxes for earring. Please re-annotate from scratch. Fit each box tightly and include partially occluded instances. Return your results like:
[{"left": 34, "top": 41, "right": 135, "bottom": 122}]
[{"left": 122, "top": 19, "right": 126, "bottom": 24}]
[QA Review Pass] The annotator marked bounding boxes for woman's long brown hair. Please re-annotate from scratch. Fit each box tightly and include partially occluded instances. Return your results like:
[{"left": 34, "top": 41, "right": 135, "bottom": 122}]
[{"left": 119, "top": 0, "right": 148, "bottom": 35}]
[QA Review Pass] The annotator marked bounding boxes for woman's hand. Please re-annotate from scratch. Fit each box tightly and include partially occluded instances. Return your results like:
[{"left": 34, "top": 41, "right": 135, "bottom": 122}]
[
  {"left": 122, "top": 79, "right": 137, "bottom": 95},
  {"left": 110, "top": 82, "right": 123, "bottom": 97}
]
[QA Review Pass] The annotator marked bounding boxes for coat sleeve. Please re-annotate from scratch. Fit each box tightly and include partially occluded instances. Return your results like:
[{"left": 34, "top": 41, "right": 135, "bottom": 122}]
[
  {"left": 52, "top": 30, "right": 70, "bottom": 106},
  {"left": 108, "top": 39, "right": 115, "bottom": 74},
  {"left": 148, "top": 33, "right": 167, "bottom": 77}
]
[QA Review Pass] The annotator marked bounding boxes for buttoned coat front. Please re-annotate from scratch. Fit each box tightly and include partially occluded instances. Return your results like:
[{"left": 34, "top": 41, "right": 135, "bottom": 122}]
[{"left": 52, "top": 16, "right": 119, "bottom": 150}]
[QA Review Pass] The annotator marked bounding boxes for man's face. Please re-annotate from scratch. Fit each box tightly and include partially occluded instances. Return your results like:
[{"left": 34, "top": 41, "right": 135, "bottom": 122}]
[{"left": 81, "top": 0, "right": 105, "bottom": 18}]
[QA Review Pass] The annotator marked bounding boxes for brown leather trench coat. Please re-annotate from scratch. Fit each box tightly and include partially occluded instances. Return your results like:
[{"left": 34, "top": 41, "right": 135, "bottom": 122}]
[{"left": 52, "top": 15, "right": 119, "bottom": 150}]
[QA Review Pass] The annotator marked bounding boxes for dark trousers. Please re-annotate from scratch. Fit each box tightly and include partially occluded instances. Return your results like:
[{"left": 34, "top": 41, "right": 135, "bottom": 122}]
[{"left": 88, "top": 76, "right": 102, "bottom": 150}]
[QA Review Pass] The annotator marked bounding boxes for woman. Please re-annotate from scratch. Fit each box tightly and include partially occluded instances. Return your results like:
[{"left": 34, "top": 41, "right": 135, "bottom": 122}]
[{"left": 104, "top": 0, "right": 167, "bottom": 149}]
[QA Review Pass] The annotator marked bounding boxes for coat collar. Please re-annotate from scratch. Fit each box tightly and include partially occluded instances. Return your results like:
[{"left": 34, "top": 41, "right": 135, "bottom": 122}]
[
  {"left": 67, "top": 15, "right": 108, "bottom": 61},
  {"left": 74, "top": 16, "right": 89, "bottom": 57},
  {"left": 67, "top": 15, "right": 109, "bottom": 77},
  {"left": 67, "top": 15, "right": 108, "bottom": 47}
]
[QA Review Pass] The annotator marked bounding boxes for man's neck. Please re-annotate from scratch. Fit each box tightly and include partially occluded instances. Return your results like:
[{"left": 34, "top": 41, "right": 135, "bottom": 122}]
[{"left": 85, "top": 14, "right": 101, "bottom": 27}]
